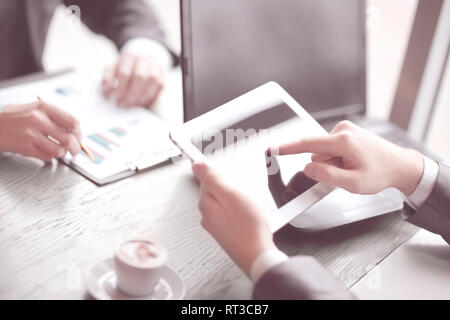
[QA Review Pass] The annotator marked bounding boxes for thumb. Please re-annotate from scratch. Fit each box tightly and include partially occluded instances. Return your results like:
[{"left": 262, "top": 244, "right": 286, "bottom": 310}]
[
  {"left": 192, "top": 162, "right": 231, "bottom": 197},
  {"left": 303, "top": 162, "right": 356, "bottom": 191},
  {"left": 192, "top": 161, "right": 210, "bottom": 184}
]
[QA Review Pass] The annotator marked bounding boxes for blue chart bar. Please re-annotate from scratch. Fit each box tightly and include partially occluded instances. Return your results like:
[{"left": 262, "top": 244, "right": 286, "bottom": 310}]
[
  {"left": 109, "top": 127, "right": 127, "bottom": 137},
  {"left": 88, "top": 134, "right": 119, "bottom": 151},
  {"left": 82, "top": 148, "right": 105, "bottom": 164}
]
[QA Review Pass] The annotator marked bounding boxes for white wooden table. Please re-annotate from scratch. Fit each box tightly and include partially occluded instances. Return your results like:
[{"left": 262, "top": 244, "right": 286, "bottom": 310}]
[
  {"left": 351, "top": 229, "right": 450, "bottom": 299},
  {"left": 0, "top": 69, "right": 422, "bottom": 299}
]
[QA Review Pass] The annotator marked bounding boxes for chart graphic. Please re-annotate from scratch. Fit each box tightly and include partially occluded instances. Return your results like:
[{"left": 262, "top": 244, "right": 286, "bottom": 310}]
[
  {"left": 109, "top": 127, "right": 127, "bottom": 137},
  {"left": 82, "top": 147, "right": 105, "bottom": 164},
  {"left": 87, "top": 133, "right": 120, "bottom": 151}
]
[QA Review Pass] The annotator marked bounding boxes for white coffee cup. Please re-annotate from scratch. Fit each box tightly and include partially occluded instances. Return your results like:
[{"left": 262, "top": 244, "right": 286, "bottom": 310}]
[{"left": 114, "top": 239, "right": 167, "bottom": 296}]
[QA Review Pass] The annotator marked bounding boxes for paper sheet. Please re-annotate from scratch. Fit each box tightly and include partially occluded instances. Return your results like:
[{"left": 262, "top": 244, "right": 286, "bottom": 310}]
[{"left": 0, "top": 71, "right": 180, "bottom": 183}]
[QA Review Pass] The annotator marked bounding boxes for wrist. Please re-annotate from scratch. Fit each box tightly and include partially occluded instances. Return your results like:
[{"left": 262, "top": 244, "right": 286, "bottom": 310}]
[
  {"left": 240, "top": 238, "right": 277, "bottom": 277},
  {"left": 249, "top": 248, "right": 289, "bottom": 283},
  {"left": 394, "top": 149, "right": 424, "bottom": 196}
]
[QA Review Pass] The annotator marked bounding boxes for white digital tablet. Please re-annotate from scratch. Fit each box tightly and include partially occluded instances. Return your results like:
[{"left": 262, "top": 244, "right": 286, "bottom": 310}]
[{"left": 171, "top": 82, "right": 335, "bottom": 232}]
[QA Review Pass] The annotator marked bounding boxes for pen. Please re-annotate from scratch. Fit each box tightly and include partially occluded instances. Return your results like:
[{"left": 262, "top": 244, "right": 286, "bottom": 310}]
[{"left": 37, "top": 96, "right": 95, "bottom": 161}]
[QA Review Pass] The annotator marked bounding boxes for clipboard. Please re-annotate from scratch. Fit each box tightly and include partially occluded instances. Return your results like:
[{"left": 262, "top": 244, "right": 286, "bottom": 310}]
[
  {"left": 62, "top": 146, "right": 180, "bottom": 185},
  {"left": 0, "top": 69, "right": 181, "bottom": 186}
]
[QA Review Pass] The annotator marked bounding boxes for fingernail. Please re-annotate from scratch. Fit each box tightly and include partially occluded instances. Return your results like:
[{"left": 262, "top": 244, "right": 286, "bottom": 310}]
[
  {"left": 192, "top": 162, "right": 202, "bottom": 172},
  {"left": 58, "top": 150, "right": 66, "bottom": 158},
  {"left": 304, "top": 164, "right": 317, "bottom": 178}
]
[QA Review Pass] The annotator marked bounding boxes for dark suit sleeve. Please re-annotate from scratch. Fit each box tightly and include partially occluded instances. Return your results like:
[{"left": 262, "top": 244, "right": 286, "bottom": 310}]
[
  {"left": 64, "top": 0, "right": 177, "bottom": 64},
  {"left": 253, "top": 256, "right": 355, "bottom": 300},
  {"left": 404, "top": 162, "right": 450, "bottom": 244}
]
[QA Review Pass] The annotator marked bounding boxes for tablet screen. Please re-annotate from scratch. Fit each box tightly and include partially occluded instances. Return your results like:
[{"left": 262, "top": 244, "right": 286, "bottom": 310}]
[
  {"left": 189, "top": 100, "right": 322, "bottom": 216},
  {"left": 178, "top": 83, "right": 334, "bottom": 231},
  {"left": 193, "top": 102, "right": 297, "bottom": 151}
]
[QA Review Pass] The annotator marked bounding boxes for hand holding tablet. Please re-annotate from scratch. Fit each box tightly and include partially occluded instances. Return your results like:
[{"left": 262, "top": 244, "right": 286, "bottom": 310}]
[
  {"left": 170, "top": 81, "right": 334, "bottom": 232},
  {"left": 167, "top": 82, "right": 338, "bottom": 279},
  {"left": 169, "top": 129, "right": 209, "bottom": 165}
]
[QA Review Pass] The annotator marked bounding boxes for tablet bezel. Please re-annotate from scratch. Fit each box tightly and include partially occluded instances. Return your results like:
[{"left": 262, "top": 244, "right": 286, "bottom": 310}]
[{"left": 178, "top": 81, "right": 335, "bottom": 232}]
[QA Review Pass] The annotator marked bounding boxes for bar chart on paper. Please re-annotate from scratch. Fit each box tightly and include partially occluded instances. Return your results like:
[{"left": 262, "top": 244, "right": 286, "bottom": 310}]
[
  {"left": 88, "top": 133, "right": 120, "bottom": 151},
  {"left": 69, "top": 123, "right": 141, "bottom": 182},
  {"left": 82, "top": 148, "right": 105, "bottom": 165},
  {"left": 14, "top": 70, "right": 182, "bottom": 184},
  {"left": 68, "top": 116, "right": 180, "bottom": 184},
  {"left": 109, "top": 127, "right": 127, "bottom": 137},
  {"left": 81, "top": 127, "right": 129, "bottom": 164},
  {"left": 0, "top": 69, "right": 181, "bottom": 184}
]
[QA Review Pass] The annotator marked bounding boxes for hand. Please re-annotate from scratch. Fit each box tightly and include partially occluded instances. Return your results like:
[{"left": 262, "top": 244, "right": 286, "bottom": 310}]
[
  {"left": 192, "top": 162, "right": 277, "bottom": 276},
  {"left": 275, "top": 121, "right": 424, "bottom": 196},
  {"left": 102, "top": 52, "right": 165, "bottom": 108},
  {"left": 0, "top": 101, "right": 82, "bottom": 162}
]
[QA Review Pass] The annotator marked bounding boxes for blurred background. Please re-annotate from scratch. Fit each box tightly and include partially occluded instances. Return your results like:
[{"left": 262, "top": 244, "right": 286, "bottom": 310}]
[{"left": 42, "top": 0, "right": 450, "bottom": 158}]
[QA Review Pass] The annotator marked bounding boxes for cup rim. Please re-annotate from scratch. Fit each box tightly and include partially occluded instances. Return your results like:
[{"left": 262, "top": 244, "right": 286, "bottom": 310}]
[{"left": 115, "top": 239, "right": 167, "bottom": 270}]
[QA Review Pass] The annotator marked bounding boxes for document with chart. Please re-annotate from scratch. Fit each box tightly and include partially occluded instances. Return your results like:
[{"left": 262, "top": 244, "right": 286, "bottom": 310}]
[{"left": 0, "top": 71, "right": 180, "bottom": 185}]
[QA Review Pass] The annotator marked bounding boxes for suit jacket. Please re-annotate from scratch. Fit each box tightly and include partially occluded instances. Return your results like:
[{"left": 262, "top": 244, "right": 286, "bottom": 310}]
[
  {"left": 253, "top": 162, "right": 450, "bottom": 299},
  {"left": 0, "top": 0, "right": 173, "bottom": 81}
]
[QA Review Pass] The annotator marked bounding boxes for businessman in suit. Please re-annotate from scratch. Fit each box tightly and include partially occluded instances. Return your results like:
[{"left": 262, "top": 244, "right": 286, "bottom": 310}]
[
  {"left": 0, "top": 0, "right": 175, "bottom": 161},
  {"left": 192, "top": 120, "right": 449, "bottom": 299}
]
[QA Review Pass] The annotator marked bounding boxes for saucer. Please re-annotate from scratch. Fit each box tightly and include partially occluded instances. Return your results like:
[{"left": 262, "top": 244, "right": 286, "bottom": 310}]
[{"left": 86, "top": 257, "right": 186, "bottom": 300}]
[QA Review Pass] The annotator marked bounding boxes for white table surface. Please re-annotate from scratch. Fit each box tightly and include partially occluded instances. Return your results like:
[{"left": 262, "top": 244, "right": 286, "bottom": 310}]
[
  {"left": 351, "top": 228, "right": 450, "bottom": 299},
  {"left": 0, "top": 68, "right": 448, "bottom": 299}
]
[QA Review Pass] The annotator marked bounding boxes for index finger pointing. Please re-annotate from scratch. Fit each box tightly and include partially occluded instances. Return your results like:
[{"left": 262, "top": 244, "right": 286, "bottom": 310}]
[
  {"left": 192, "top": 162, "right": 217, "bottom": 187},
  {"left": 276, "top": 135, "right": 339, "bottom": 156}
]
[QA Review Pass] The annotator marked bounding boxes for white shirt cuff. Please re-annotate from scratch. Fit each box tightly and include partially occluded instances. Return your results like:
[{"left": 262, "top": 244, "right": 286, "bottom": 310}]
[
  {"left": 250, "top": 249, "right": 289, "bottom": 284},
  {"left": 404, "top": 155, "right": 439, "bottom": 211},
  {"left": 121, "top": 37, "right": 173, "bottom": 70},
  {"left": 0, "top": 104, "right": 5, "bottom": 115}
]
